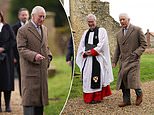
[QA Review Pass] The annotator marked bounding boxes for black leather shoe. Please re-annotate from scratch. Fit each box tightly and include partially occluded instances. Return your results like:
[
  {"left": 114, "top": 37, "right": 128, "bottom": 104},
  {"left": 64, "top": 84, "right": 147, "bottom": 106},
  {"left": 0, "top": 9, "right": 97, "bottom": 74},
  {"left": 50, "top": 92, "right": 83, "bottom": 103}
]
[{"left": 5, "top": 106, "right": 11, "bottom": 112}]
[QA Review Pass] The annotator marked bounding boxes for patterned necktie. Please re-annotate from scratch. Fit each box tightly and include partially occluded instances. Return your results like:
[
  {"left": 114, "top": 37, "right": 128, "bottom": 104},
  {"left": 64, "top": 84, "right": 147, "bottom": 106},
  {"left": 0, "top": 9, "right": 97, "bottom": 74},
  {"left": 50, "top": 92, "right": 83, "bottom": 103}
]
[{"left": 37, "top": 26, "right": 42, "bottom": 36}]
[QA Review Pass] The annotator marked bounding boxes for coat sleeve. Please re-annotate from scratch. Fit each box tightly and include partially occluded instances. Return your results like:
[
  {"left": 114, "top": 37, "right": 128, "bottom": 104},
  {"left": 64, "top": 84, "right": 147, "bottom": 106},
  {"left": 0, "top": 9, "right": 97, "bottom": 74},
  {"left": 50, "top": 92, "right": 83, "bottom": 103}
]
[
  {"left": 93, "top": 28, "right": 106, "bottom": 54},
  {"left": 17, "top": 27, "right": 39, "bottom": 64},
  {"left": 9, "top": 25, "right": 16, "bottom": 48},
  {"left": 112, "top": 35, "right": 120, "bottom": 65},
  {"left": 66, "top": 36, "right": 74, "bottom": 61},
  {"left": 133, "top": 28, "right": 147, "bottom": 56},
  {"left": 11, "top": 24, "right": 19, "bottom": 60},
  {"left": 76, "top": 30, "right": 87, "bottom": 71},
  {"left": 45, "top": 27, "right": 52, "bottom": 65}
]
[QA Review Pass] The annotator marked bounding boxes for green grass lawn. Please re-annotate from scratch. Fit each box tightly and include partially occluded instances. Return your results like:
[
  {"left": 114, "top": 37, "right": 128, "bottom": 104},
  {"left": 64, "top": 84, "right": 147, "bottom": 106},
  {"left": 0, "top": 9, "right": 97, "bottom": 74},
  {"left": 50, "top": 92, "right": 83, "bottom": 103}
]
[
  {"left": 70, "top": 54, "right": 154, "bottom": 99},
  {"left": 44, "top": 56, "right": 72, "bottom": 115}
]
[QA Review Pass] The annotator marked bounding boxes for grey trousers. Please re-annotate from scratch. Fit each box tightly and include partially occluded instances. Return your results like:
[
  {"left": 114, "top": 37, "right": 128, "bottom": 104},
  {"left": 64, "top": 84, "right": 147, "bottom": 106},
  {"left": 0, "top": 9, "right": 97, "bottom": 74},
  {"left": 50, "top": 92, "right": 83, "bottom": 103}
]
[
  {"left": 121, "top": 81, "right": 142, "bottom": 103},
  {"left": 23, "top": 106, "right": 43, "bottom": 115}
]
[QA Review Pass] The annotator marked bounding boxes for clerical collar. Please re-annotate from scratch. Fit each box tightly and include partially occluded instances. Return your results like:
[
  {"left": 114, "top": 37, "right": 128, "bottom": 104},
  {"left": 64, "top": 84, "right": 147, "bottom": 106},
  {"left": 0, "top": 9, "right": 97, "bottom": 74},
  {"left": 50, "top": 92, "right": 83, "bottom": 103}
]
[{"left": 89, "top": 27, "right": 97, "bottom": 32}]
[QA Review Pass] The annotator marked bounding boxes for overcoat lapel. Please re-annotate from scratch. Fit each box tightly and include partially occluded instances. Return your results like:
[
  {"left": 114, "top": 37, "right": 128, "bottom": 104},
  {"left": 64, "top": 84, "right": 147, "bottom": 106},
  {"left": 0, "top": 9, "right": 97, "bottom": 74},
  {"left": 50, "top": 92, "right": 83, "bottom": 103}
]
[
  {"left": 40, "top": 26, "right": 45, "bottom": 48},
  {"left": 122, "top": 25, "right": 134, "bottom": 44},
  {"left": 27, "top": 22, "right": 42, "bottom": 41}
]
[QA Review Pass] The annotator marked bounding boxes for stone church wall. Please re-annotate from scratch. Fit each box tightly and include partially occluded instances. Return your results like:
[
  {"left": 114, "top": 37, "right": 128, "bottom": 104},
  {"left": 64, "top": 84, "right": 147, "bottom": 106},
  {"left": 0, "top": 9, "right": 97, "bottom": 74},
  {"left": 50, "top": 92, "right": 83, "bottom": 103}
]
[{"left": 70, "top": 0, "right": 121, "bottom": 57}]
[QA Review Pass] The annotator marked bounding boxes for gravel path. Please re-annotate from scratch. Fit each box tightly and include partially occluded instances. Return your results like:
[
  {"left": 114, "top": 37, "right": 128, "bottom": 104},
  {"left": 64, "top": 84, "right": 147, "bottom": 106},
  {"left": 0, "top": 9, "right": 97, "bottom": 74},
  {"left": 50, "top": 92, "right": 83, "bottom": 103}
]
[
  {"left": 1, "top": 80, "right": 154, "bottom": 115},
  {"left": 62, "top": 81, "right": 154, "bottom": 115},
  {"left": 0, "top": 79, "right": 23, "bottom": 115}
]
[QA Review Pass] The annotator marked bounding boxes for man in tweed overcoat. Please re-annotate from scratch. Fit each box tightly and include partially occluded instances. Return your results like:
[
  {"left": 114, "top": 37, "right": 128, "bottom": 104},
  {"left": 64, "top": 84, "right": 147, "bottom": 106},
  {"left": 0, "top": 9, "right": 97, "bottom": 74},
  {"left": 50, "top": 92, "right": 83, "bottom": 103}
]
[
  {"left": 112, "top": 13, "right": 147, "bottom": 107},
  {"left": 17, "top": 6, "right": 52, "bottom": 115}
]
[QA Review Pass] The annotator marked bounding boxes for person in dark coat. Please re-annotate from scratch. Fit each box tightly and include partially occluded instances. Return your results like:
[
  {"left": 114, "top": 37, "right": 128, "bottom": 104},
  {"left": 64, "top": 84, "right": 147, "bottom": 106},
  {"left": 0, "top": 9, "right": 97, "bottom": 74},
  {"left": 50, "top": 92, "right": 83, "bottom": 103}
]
[
  {"left": 12, "top": 8, "right": 29, "bottom": 96},
  {"left": 66, "top": 35, "right": 74, "bottom": 74},
  {"left": 112, "top": 13, "right": 147, "bottom": 107},
  {"left": 0, "top": 11, "right": 16, "bottom": 112}
]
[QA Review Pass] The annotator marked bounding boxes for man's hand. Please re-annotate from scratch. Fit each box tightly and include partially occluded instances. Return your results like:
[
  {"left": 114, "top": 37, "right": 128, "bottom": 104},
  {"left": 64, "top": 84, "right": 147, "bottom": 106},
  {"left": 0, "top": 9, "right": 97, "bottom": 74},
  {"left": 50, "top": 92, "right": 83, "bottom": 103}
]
[
  {"left": 85, "top": 50, "right": 92, "bottom": 56},
  {"left": 14, "top": 58, "right": 17, "bottom": 63},
  {"left": 66, "top": 61, "right": 72, "bottom": 66},
  {"left": 0, "top": 47, "right": 4, "bottom": 53},
  {"left": 35, "top": 54, "right": 45, "bottom": 61}
]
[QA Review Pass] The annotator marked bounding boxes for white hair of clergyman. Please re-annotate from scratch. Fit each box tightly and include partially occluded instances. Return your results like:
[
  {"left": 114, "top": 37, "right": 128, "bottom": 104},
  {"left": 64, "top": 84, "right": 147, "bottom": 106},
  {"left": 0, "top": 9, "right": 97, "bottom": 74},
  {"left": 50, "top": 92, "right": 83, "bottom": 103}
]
[
  {"left": 87, "top": 14, "right": 97, "bottom": 21},
  {"left": 31, "top": 6, "right": 46, "bottom": 18},
  {"left": 119, "top": 13, "right": 130, "bottom": 20}
]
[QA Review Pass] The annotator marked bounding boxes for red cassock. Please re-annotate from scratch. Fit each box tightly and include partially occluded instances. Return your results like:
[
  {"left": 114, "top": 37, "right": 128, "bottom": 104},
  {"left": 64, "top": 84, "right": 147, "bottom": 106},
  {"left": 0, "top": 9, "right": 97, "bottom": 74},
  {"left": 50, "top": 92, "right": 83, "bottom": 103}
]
[{"left": 84, "top": 85, "right": 112, "bottom": 103}]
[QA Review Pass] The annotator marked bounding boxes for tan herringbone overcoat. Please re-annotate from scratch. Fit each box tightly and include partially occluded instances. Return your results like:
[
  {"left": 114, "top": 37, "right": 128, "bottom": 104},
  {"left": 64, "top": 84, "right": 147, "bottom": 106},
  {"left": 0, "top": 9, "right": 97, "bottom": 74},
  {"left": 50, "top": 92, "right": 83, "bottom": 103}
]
[
  {"left": 112, "top": 24, "right": 147, "bottom": 90},
  {"left": 17, "top": 21, "right": 51, "bottom": 106}
]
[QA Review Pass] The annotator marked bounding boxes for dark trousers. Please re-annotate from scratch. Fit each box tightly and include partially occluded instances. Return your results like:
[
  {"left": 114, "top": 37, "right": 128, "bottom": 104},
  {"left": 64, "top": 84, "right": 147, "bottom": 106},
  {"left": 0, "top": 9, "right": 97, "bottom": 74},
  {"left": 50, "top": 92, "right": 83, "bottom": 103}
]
[
  {"left": 121, "top": 81, "right": 142, "bottom": 103},
  {"left": 0, "top": 91, "right": 11, "bottom": 108},
  {"left": 23, "top": 106, "right": 43, "bottom": 115},
  {"left": 16, "top": 63, "right": 21, "bottom": 96}
]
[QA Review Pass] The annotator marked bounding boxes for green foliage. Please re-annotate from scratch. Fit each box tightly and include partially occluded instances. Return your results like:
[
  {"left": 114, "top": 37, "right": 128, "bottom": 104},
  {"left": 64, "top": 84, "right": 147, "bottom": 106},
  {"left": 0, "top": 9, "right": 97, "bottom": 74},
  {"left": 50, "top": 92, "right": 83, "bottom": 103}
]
[
  {"left": 70, "top": 54, "right": 154, "bottom": 99},
  {"left": 44, "top": 56, "right": 72, "bottom": 115},
  {"left": 74, "top": 63, "right": 80, "bottom": 75},
  {"left": 69, "top": 76, "right": 82, "bottom": 99},
  {"left": 9, "top": 0, "right": 68, "bottom": 27},
  {"left": 140, "top": 54, "right": 154, "bottom": 82}
]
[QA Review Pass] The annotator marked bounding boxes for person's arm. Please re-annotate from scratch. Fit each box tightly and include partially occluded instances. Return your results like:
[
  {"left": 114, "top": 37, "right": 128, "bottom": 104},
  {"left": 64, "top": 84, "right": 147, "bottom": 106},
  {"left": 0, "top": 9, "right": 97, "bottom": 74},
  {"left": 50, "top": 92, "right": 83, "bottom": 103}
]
[
  {"left": 112, "top": 36, "right": 120, "bottom": 67},
  {"left": 133, "top": 28, "right": 147, "bottom": 57},
  {"left": 76, "top": 30, "right": 87, "bottom": 71},
  {"left": 17, "top": 27, "right": 40, "bottom": 64},
  {"left": 1, "top": 24, "right": 15, "bottom": 51},
  {"left": 66, "top": 37, "right": 73, "bottom": 61}
]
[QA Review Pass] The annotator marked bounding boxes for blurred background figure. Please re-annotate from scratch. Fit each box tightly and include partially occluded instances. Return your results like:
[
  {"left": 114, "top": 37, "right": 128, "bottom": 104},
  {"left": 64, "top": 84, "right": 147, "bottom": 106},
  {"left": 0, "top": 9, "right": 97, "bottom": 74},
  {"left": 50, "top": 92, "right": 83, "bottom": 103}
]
[
  {"left": 12, "top": 8, "right": 29, "bottom": 96},
  {"left": 0, "top": 11, "right": 16, "bottom": 112},
  {"left": 66, "top": 35, "right": 74, "bottom": 75}
]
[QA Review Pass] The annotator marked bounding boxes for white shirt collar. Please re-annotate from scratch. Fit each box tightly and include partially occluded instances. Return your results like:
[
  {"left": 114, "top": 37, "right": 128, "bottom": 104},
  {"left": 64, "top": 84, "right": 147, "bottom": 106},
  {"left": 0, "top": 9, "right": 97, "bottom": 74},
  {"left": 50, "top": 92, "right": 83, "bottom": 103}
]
[
  {"left": 0, "top": 23, "right": 4, "bottom": 32},
  {"left": 20, "top": 21, "right": 25, "bottom": 26},
  {"left": 31, "top": 20, "right": 38, "bottom": 29},
  {"left": 20, "top": 20, "right": 28, "bottom": 26}
]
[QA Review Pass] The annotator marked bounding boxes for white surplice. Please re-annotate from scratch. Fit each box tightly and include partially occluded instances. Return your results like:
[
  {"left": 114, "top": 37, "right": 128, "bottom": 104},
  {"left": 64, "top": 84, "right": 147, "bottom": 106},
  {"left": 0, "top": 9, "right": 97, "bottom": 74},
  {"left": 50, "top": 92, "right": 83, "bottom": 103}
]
[{"left": 76, "top": 27, "right": 114, "bottom": 93}]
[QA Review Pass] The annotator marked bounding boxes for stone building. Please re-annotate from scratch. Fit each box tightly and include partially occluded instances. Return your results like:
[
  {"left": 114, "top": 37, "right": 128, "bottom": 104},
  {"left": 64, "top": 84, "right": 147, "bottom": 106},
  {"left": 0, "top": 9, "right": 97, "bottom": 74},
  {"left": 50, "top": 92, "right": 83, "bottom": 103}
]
[
  {"left": 70, "top": 0, "right": 120, "bottom": 57},
  {"left": 145, "top": 29, "right": 154, "bottom": 48}
]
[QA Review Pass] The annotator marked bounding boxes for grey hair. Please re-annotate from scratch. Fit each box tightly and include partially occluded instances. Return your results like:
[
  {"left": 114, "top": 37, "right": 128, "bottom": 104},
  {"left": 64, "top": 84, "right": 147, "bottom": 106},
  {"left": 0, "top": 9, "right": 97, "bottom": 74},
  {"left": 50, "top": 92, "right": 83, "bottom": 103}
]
[
  {"left": 87, "top": 14, "right": 97, "bottom": 21},
  {"left": 119, "top": 13, "right": 130, "bottom": 19},
  {"left": 31, "top": 6, "right": 46, "bottom": 17}
]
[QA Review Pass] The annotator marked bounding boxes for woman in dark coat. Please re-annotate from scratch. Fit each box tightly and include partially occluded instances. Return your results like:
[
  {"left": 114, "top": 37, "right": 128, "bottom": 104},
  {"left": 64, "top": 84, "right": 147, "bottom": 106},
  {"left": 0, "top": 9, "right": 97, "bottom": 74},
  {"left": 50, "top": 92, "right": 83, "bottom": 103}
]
[{"left": 0, "top": 11, "right": 16, "bottom": 112}]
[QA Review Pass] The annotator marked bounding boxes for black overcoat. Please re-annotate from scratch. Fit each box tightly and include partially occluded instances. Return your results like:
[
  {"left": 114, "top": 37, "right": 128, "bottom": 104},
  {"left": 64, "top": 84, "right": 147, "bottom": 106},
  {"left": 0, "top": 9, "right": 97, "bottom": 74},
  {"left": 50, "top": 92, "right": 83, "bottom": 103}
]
[{"left": 0, "top": 24, "right": 16, "bottom": 91}]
